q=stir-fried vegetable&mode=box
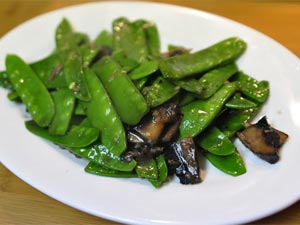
[0,17,288,187]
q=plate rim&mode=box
[0,2,300,225]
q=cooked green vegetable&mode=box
[1,17,281,187]
[180,82,238,138]
[6,54,55,127]
[85,68,126,156]
[160,37,246,79]
[64,50,91,101]
[25,120,99,148]
[93,56,149,125]
[85,161,137,178]
[49,88,75,135]
[71,142,136,171]
[232,71,269,104]
[196,126,235,156]
[142,77,180,107]
[205,149,246,176]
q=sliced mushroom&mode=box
[128,102,182,145]
[237,116,288,164]
[122,143,164,162]
[165,137,201,184]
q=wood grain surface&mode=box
[0,1,299,225]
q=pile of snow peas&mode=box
[0,17,270,187]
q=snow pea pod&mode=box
[49,89,75,135]
[71,142,136,171]
[173,78,203,95]
[93,56,149,125]
[85,68,126,156]
[55,18,76,51]
[135,159,158,179]
[232,71,269,104]
[196,126,235,156]
[112,50,139,72]
[160,37,246,79]
[148,155,168,188]
[205,149,246,176]
[216,107,258,138]
[25,120,99,148]
[113,17,148,63]
[225,94,257,109]
[142,77,180,107]
[85,161,137,178]
[30,52,66,89]
[93,30,113,48]
[64,50,91,101]
[180,82,238,138]
[6,54,55,127]
[79,44,99,68]
[134,19,161,58]
[55,18,89,52]
[128,60,158,80]
[198,63,238,99]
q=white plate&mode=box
[0,2,300,225]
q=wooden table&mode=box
[0,1,299,224]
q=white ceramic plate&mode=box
[0,2,300,225]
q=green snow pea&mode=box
[205,149,246,176]
[79,44,99,68]
[134,19,161,58]
[85,161,137,178]
[113,17,148,63]
[142,77,180,107]
[6,54,55,127]
[160,37,246,79]
[135,159,158,179]
[196,126,235,156]
[93,30,113,48]
[232,71,269,104]
[148,155,168,188]
[64,50,91,101]
[49,89,75,135]
[180,82,238,138]
[225,94,257,109]
[93,56,149,125]
[198,63,238,99]
[85,68,126,156]
[216,107,258,138]
[25,120,99,148]
[128,60,159,80]
[112,50,139,72]
[55,18,76,51]
[173,78,203,95]
[30,52,66,89]
[55,18,89,52]
[70,142,136,171]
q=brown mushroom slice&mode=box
[165,137,201,184]
[160,119,181,143]
[237,116,288,164]
[129,102,181,145]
